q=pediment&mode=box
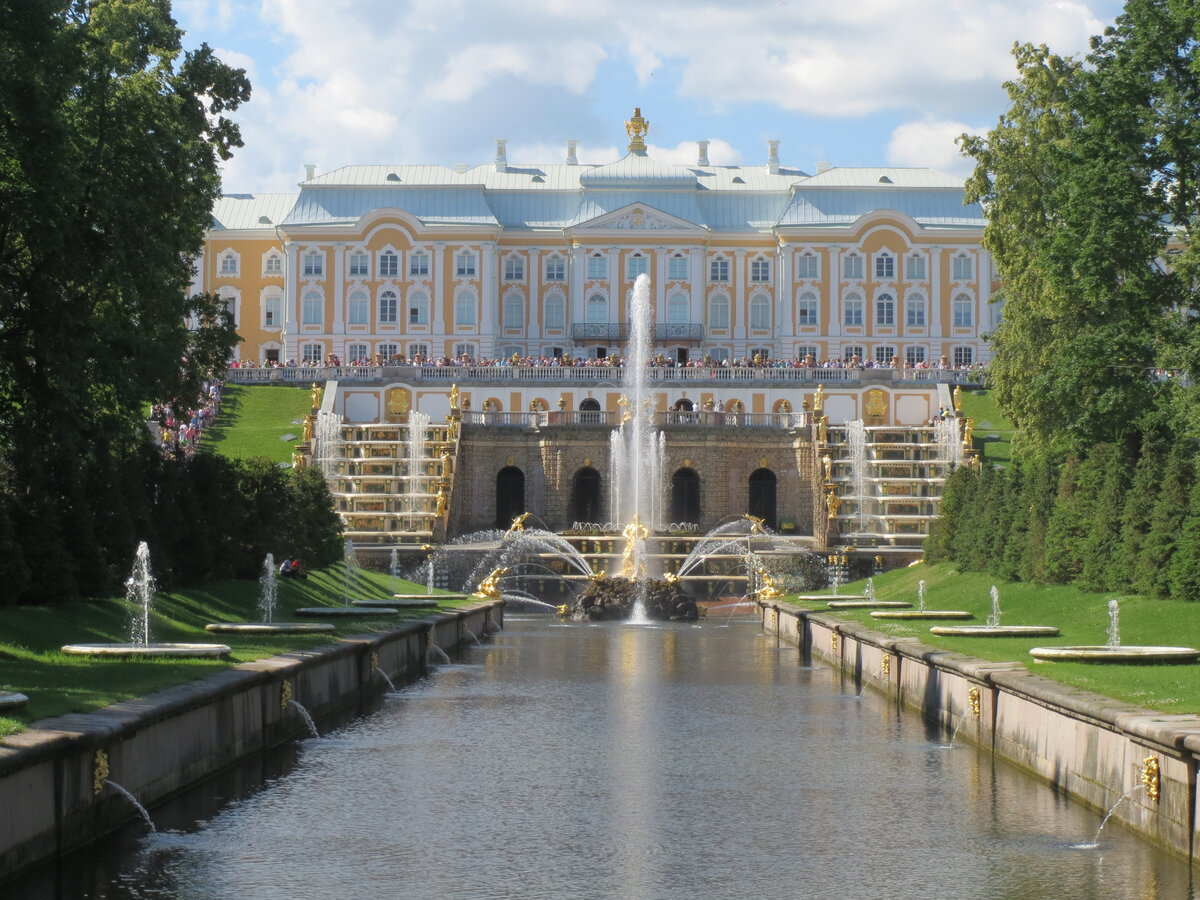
[575,203,704,233]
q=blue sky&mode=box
[174,0,1128,194]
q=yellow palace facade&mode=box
[201,112,997,373]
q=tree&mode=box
[0,0,248,601]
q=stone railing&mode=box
[459,410,810,429]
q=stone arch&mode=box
[670,467,701,524]
[571,467,603,523]
[673,397,694,411]
[495,466,526,530]
[748,468,778,531]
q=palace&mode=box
[202,110,996,373]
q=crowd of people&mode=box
[150,381,223,457]
[228,352,986,373]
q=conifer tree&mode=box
[1136,442,1194,597]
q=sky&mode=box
[174,0,1129,194]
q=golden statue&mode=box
[556,604,570,617]
[813,383,825,414]
[472,567,508,600]
[506,512,532,535]
[756,568,785,601]
[962,417,975,446]
[625,107,649,153]
[435,486,447,516]
[817,417,828,444]
[822,455,832,481]
[617,394,632,424]
[311,382,323,410]
[663,571,680,584]
[826,489,842,520]
[952,384,963,413]
[779,399,791,413]
[449,383,460,411]
[588,570,608,582]
[440,450,453,475]
[482,398,493,412]
[302,415,314,442]
[620,514,650,579]
[743,513,768,536]
[557,396,567,410]
[291,450,305,469]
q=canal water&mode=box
[13,616,1199,899]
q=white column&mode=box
[828,246,842,340]
[977,248,990,334]
[690,247,703,324]
[283,241,298,362]
[331,243,346,337]
[570,244,586,329]
[527,249,540,342]
[778,244,794,341]
[733,250,746,341]
[930,247,943,340]
[432,243,446,339]
[654,248,667,322]
[608,246,619,325]
[481,241,498,355]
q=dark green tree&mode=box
[1136,441,1194,596]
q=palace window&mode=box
[347,289,369,325]
[750,293,771,330]
[301,343,323,364]
[709,257,730,283]
[626,253,648,280]
[378,290,398,324]
[348,343,369,364]
[504,256,525,281]
[875,253,895,279]
[455,292,476,326]
[952,254,974,281]
[219,251,238,276]
[545,255,565,282]
[262,292,282,328]
[348,251,369,277]
[586,294,607,323]
[797,344,819,360]
[750,347,771,361]
[906,253,926,281]
[750,258,771,283]
[455,250,476,278]
[797,291,818,326]
[587,254,607,280]
[409,294,429,326]
[843,253,864,280]
[875,345,896,366]
[796,252,819,279]
[544,294,565,329]
[454,343,477,359]
[906,293,927,327]
[668,254,689,281]
[905,345,927,366]
[953,293,974,328]
[668,292,689,325]
[503,294,524,329]
[409,251,430,277]
[843,294,864,326]
[876,293,895,327]
[379,343,398,361]
[303,251,323,277]
[379,250,399,278]
[301,290,323,325]
[709,294,730,329]
[409,343,429,359]
[953,346,975,367]
[263,252,282,275]
[843,345,864,362]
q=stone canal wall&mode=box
[0,602,502,883]
[759,602,1200,866]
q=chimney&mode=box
[766,140,780,175]
[494,139,508,173]
[565,140,579,166]
[304,163,316,181]
[697,140,710,166]
[816,161,832,174]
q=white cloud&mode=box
[886,120,985,177]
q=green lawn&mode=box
[199,384,313,463]
[0,567,473,738]
[960,388,1016,465]
[784,563,1200,714]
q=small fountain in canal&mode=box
[62,542,233,658]
[929,584,1060,638]
[206,554,336,635]
[1029,597,1199,663]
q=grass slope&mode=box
[960,388,1016,465]
[786,563,1200,714]
[199,384,312,463]
[0,567,471,738]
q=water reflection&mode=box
[9,619,1198,900]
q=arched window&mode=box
[578,397,602,424]
[670,468,701,525]
[748,468,777,531]
[749,293,771,330]
[495,467,526,530]
[668,292,689,325]
[347,289,369,325]
[218,250,239,276]
[456,292,477,327]
[843,293,864,327]
[301,290,322,325]
[379,250,399,278]
[797,291,818,326]
[409,293,429,326]
[953,293,974,328]
[347,343,369,363]
[586,294,607,324]
[874,252,895,280]
[571,467,603,523]
[503,294,524,330]
[378,290,398,324]
[709,294,730,329]
[875,293,895,327]
[905,293,926,328]
[348,250,369,277]
[544,293,565,329]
